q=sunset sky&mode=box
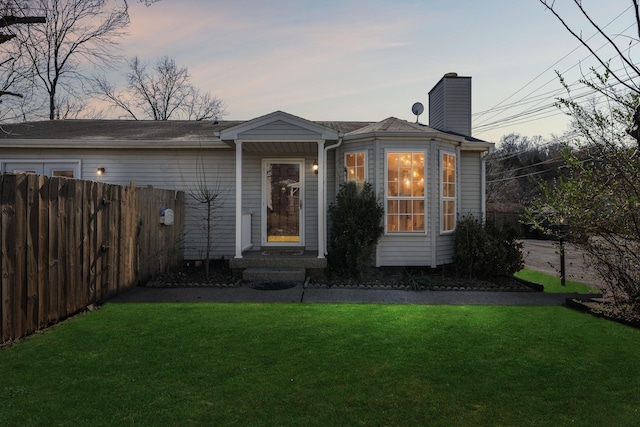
[112,0,638,143]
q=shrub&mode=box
[454,214,523,279]
[328,181,384,278]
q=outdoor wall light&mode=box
[312,160,318,175]
[97,167,106,175]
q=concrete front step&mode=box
[242,267,306,283]
[230,254,326,270]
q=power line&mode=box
[473,5,633,127]
[474,72,636,135]
[472,6,636,136]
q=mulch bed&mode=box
[145,263,240,288]
[145,263,640,328]
[147,264,540,292]
[307,269,539,292]
[565,298,640,329]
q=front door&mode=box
[263,160,304,246]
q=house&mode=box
[0,73,493,277]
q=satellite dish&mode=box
[411,102,424,123]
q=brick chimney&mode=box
[428,73,472,137]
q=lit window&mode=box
[386,151,425,232]
[441,152,456,233]
[345,152,366,182]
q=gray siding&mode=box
[459,151,482,218]
[377,235,432,266]
[242,155,262,250]
[1,147,237,260]
[436,233,455,265]
[238,120,322,141]
[429,76,472,137]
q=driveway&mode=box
[521,239,604,289]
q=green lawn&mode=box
[515,268,601,293]
[2,303,639,426]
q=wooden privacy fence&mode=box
[0,173,184,344]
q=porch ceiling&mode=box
[240,141,318,154]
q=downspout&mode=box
[322,134,344,256]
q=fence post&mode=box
[1,174,17,342]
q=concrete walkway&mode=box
[109,239,605,306]
[110,284,600,305]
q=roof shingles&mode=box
[0,117,487,143]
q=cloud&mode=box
[117,1,424,118]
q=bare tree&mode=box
[188,157,227,279]
[13,0,130,120]
[0,1,44,116]
[532,2,640,310]
[539,0,640,141]
[96,56,226,121]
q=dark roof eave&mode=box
[0,139,229,149]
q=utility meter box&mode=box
[160,208,174,225]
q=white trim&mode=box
[439,149,457,235]
[383,149,428,235]
[374,138,381,267]
[430,144,437,268]
[261,158,306,247]
[323,136,344,257]
[317,142,326,258]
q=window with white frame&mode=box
[386,151,425,232]
[1,160,80,178]
[345,151,366,182]
[441,151,456,233]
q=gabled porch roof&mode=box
[216,111,342,154]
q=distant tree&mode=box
[95,56,226,121]
[11,0,130,120]
[486,133,564,211]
